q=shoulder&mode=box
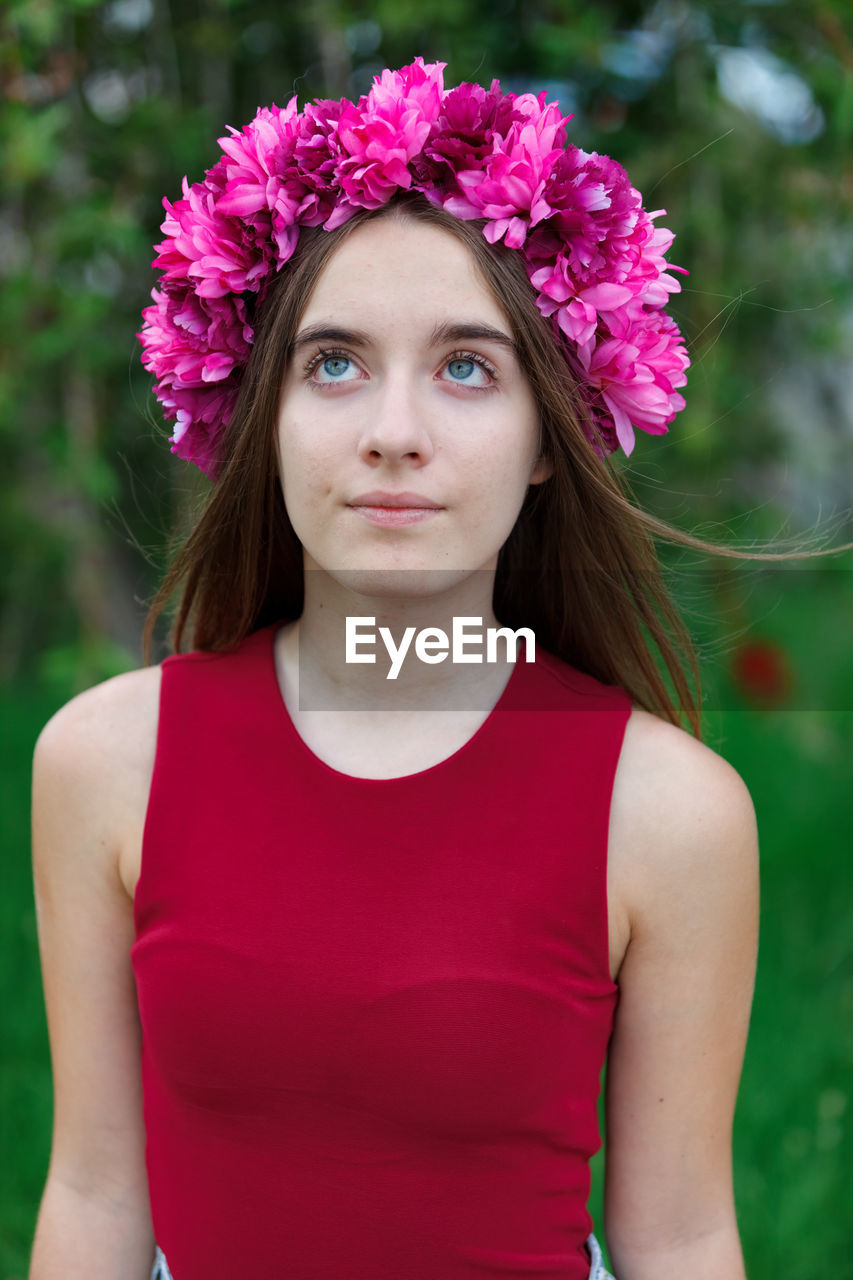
[603,709,759,1252]
[614,705,757,843]
[35,664,162,772]
[33,665,163,867]
[610,706,759,939]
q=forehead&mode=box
[299,217,508,330]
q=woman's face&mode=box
[276,216,551,593]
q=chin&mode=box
[324,565,483,599]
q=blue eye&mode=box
[303,349,361,388]
[443,353,495,387]
[320,355,352,379]
[447,358,477,381]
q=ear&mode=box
[529,454,554,485]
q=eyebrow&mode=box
[289,321,519,357]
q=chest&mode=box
[121,650,635,990]
[131,754,623,1146]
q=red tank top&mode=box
[131,621,632,1279]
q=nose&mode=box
[356,371,436,467]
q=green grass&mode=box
[706,711,852,1276]
[3,631,851,1277]
[587,715,853,1278]
[2,684,60,1280]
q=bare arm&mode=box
[603,711,760,1280]
[29,670,161,1279]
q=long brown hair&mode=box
[142,192,850,738]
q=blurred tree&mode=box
[1,0,851,684]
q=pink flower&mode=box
[292,99,347,225]
[140,67,691,475]
[525,146,687,383]
[217,100,346,264]
[442,98,570,248]
[423,79,519,184]
[167,391,233,477]
[629,211,688,305]
[533,274,636,346]
[154,162,273,299]
[526,148,644,297]
[139,285,252,477]
[335,58,446,209]
[140,286,251,385]
[575,303,689,456]
[217,100,300,219]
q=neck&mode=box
[285,564,526,712]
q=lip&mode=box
[348,491,442,509]
[348,505,441,528]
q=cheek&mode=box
[277,423,337,506]
[474,411,541,481]
[277,415,314,473]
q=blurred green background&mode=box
[1,1,851,1276]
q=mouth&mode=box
[346,490,444,527]
[347,504,442,528]
[348,491,442,509]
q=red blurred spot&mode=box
[730,639,794,707]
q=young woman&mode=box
[31,60,838,1280]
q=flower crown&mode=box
[139,58,689,478]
